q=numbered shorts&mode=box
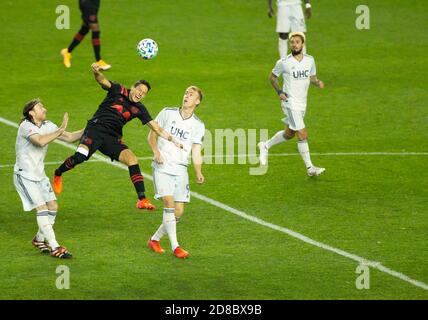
[276,4,306,33]
[14,174,56,211]
[152,169,190,203]
[281,102,306,131]
[79,0,100,25]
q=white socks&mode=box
[152,213,182,250]
[279,38,288,59]
[297,139,314,168]
[36,211,59,249]
[266,133,314,169]
[35,210,57,242]
[35,229,44,242]
[266,131,287,149]
[160,208,179,251]
[48,210,57,226]
[151,224,166,242]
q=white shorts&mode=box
[281,101,306,131]
[276,4,306,33]
[152,168,190,203]
[14,174,56,211]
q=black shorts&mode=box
[80,123,128,161]
[79,0,100,25]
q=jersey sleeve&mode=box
[105,81,122,94]
[272,59,285,77]
[137,104,153,125]
[154,108,168,128]
[310,59,317,76]
[20,121,39,139]
[192,122,205,145]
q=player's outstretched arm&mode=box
[91,63,111,89]
[58,128,85,143]
[148,129,163,164]
[310,76,324,88]
[29,113,68,147]
[192,144,204,184]
[147,120,184,150]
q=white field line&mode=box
[136,152,428,160]
[2,152,426,167]
[2,150,427,167]
[0,160,102,168]
[1,116,427,291]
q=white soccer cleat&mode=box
[258,141,268,165]
[307,166,326,177]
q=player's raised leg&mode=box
[54,144,90,194]
[118,149,155,210]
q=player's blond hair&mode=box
[289,32,306,43]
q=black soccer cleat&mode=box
[32,237,51,254]
[51,246,73,259]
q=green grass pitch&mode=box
[0,0,427,299]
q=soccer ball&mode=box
[137,38,158,60]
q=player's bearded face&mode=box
[182,89,200,107]
[130,84,148,102]
[290,38,304,55]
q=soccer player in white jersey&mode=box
[14,99,83,258]
[147,86,205,259]
[268,0,312,59]
[259,32,325,176]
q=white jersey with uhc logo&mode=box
[14,120,58,181]
[272,53,316,111]
[152,107,205,176]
